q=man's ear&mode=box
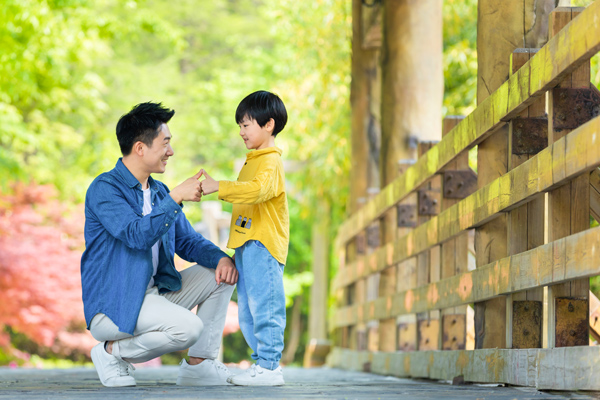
[132,141,145,156]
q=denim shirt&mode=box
[80,159,229,335]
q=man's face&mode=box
[141,123,174,174]
[238,116,273,150]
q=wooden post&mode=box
[439,116,474,351]
[545,7,590,349]
[380,0,442,353]
[416,142,441,351]
[338,0,383,353]
[304,212,331,367]
[350,0,381,211]
[506,49,547,349]
[474,0,556,349]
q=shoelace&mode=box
[117,359,136,377]
[248,364,264,377]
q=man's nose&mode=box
[167,145,174,156]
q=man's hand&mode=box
[169,171,203,204]
[199,169,219,195]
[215,256,238,285]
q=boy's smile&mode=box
[238,116,275,150]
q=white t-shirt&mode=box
[143,188,161,289]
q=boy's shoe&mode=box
[227,364,285,386]
[176,359,233,386]
[90,342,136,387]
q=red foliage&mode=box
[0,183,96,360]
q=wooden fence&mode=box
[328,4,600,391]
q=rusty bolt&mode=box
[426,322,430,328]
[425,339,429,344]
[560,91,567,99]
[446,175,452,181]
[452,337,457,342]
[568,302,574,312]
[524,304,530,312]
[457,181,464,188]
[570,329,576,337]
[446,189,453,195]
[576,105,582,112]
[432,199,438,205]
[558,113,567,121]
[452,319,456,325]
[523,329,529,336]
[517,123,524,129]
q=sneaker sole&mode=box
[91,345,136,387]
[229,378,285,386]
[176,376,233,386]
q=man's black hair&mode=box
[116,102,175,156]
[235,91,287,136]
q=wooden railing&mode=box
[328,4,600,391]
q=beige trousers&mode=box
[89,264,235,363]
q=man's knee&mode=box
[177,315,204,348]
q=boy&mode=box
[200,90,289,386]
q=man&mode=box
[81,102,237,387]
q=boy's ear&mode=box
[266,118,275,134]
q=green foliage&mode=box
[443,0,478,117]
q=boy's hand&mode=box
[169,171,203,204]
[215,256,238,285]
[199,169,219,195]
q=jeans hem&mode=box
[256,360,279,370]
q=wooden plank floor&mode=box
[0,366,596,399]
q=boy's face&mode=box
[238,116,274,150]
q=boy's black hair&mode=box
[235,91,287,136]
[116,102,175,156]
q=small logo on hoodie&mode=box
[235,215,252,229]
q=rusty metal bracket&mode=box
[512,117,548,155]
[417,319,440,350]
[397,322,417,351]
[418,190,440,215]
[355,232,367,255]
[512,301,542,349]
[555,297,589,347]
[443,170,478,199]
[442,314,466,350]
[552,87,600,131]
[366,224,380,248]
[357,329,367,351]
[397,204,417,227]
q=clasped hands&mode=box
[168,170,237,285]
[169,169,218,204]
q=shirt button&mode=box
[152,203,154,205]
[174,210,178,214]
[165,224,169,226]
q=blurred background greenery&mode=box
[1,0,598,368]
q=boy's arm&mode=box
[200,162,280,205]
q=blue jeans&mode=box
[235,240,286,370]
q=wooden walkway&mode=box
[0,366,596,399]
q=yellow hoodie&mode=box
[218,147,289,264]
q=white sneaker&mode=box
[90,343,136,387]
[227,364,285,386]
[176,359,233,386]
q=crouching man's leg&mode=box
[162,264,236,386]
[89,288,204,387]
